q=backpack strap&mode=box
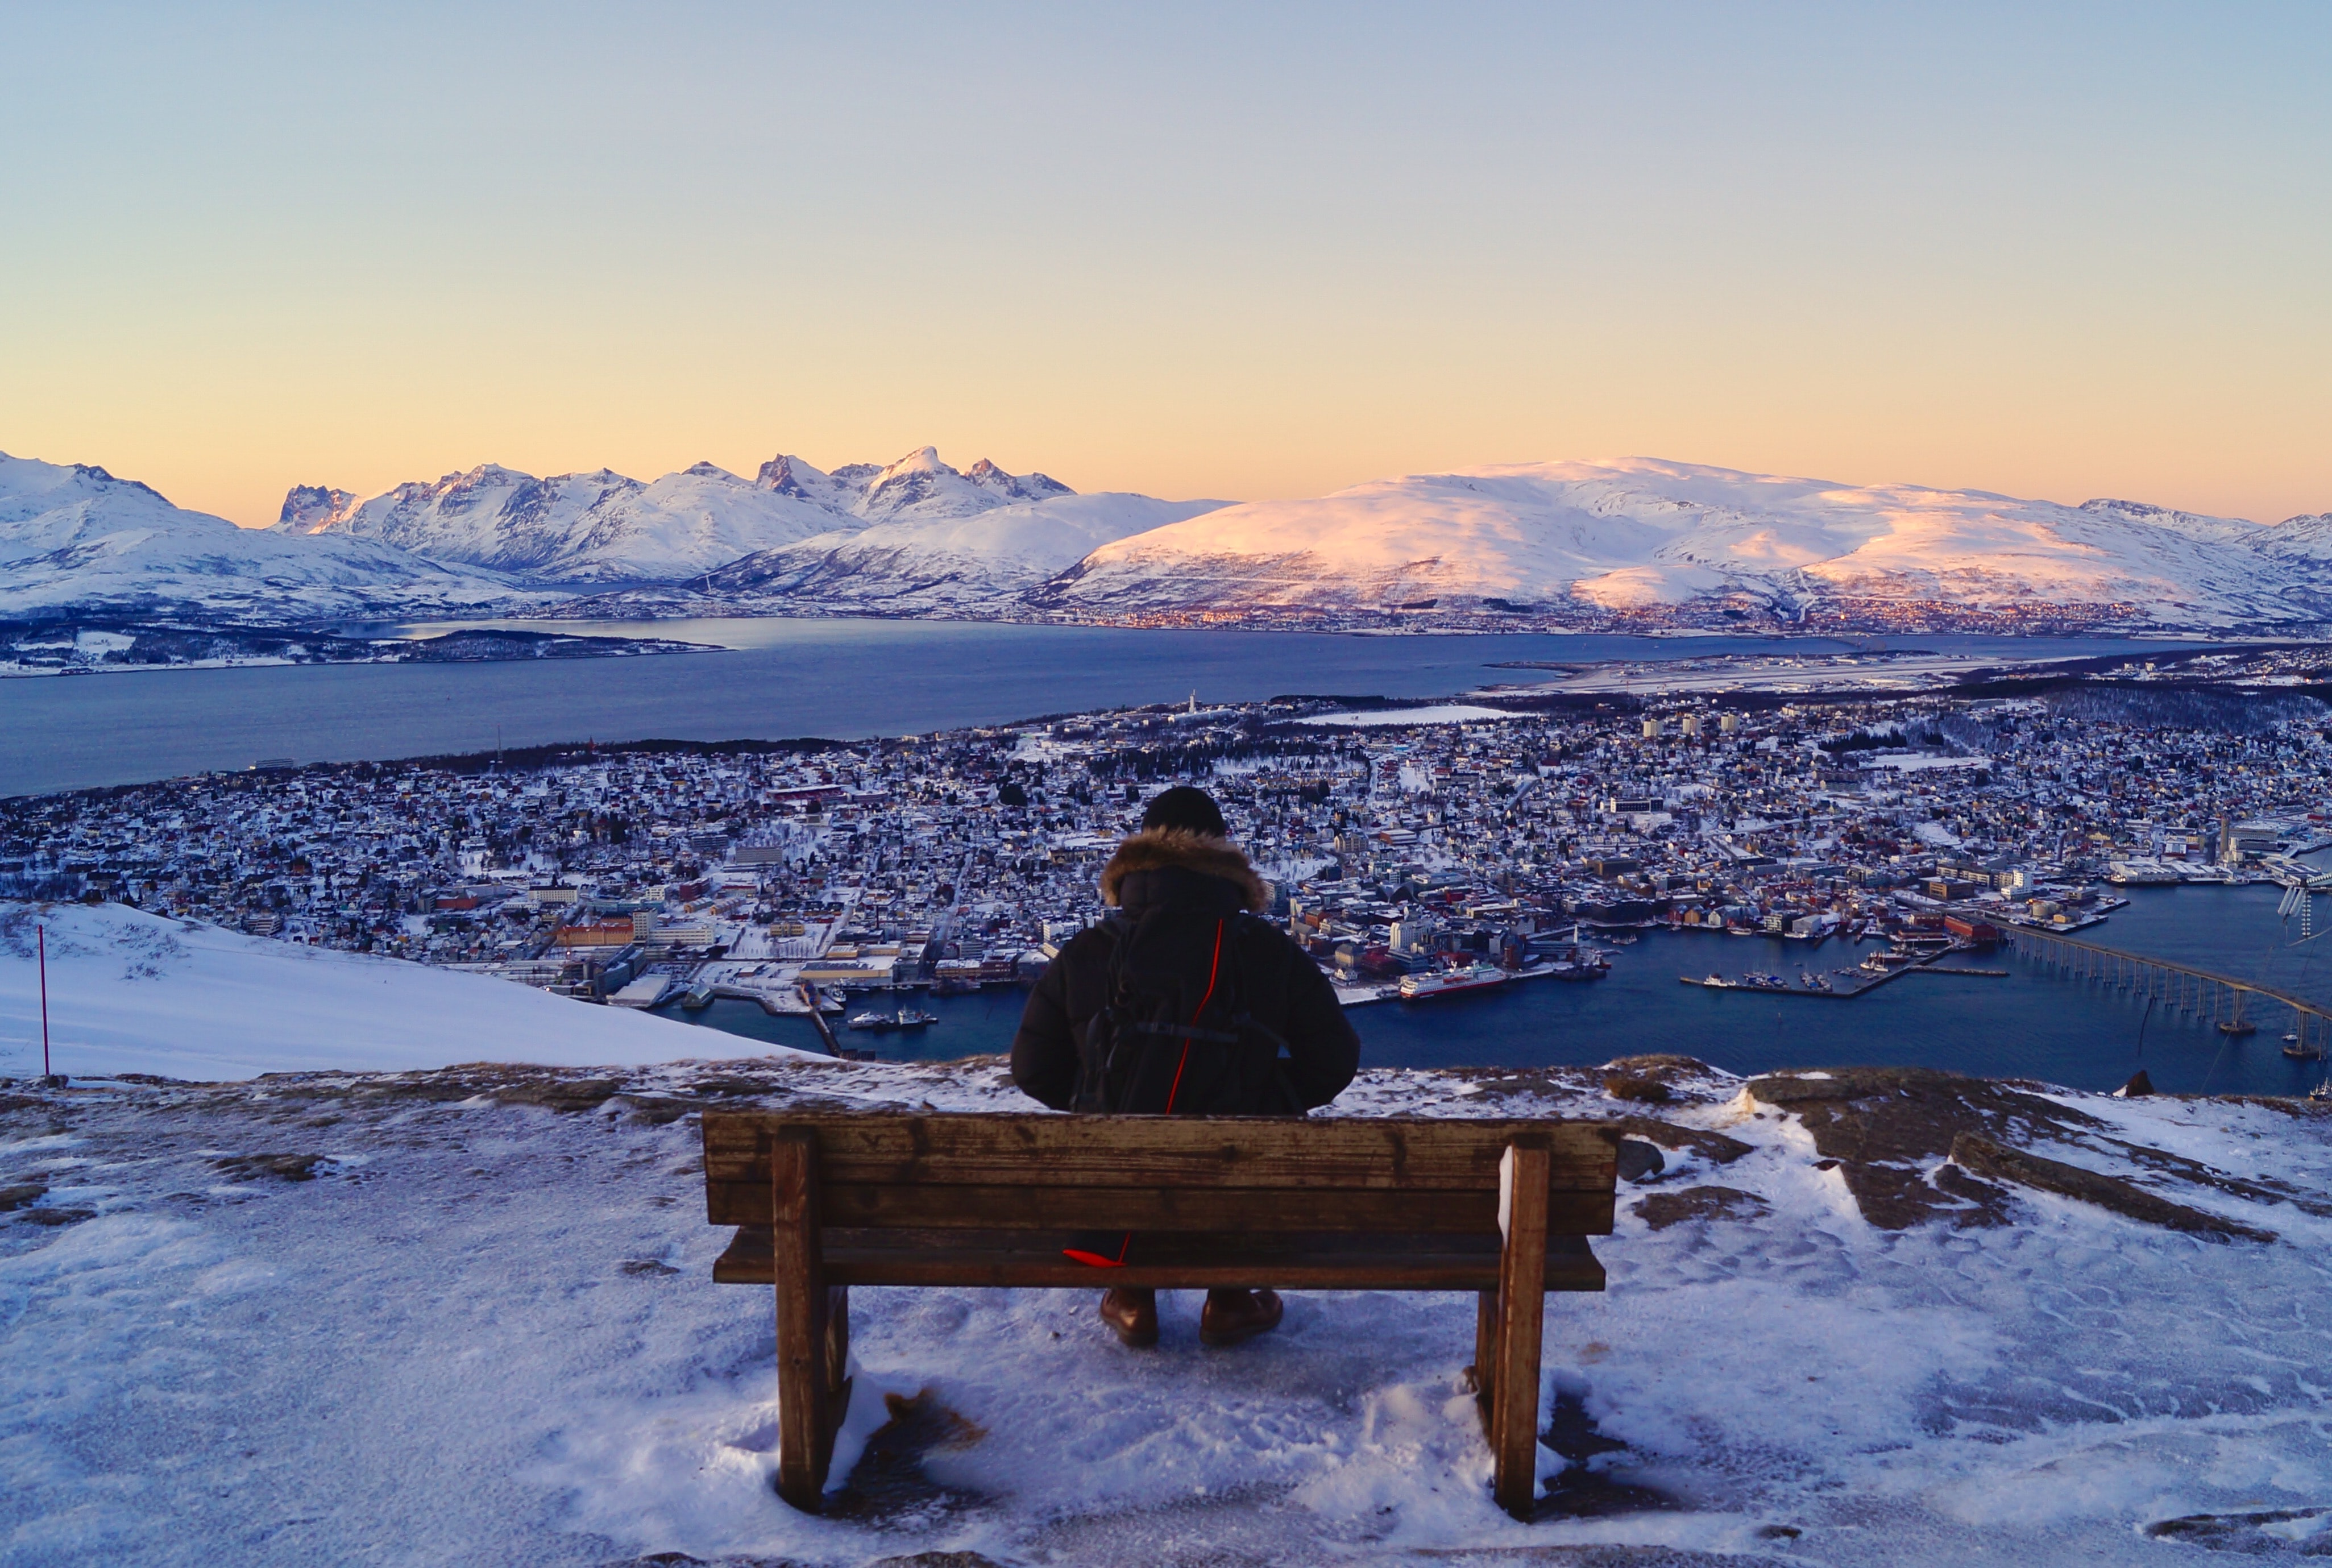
[1160,917,1229,1114]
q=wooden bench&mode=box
[701,1110,1619,1519]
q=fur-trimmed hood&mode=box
[1099,827,1271,915]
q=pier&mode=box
[1680,945,1999,999]
[2007,926,2332,1053]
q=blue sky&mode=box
[3,2,2326,524]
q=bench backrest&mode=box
[702,1111,1620,1237]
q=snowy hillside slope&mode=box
[0,453,536,622]
[281,447,1090,586]
[2250,511,2332,562]
[6,1052,2331,1564]
[1035,457,2332,627]
[0,901,812,1080]
[700,491,1231,611]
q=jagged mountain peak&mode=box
[65,462,172,504]
[0,453,185,518]
[967,457,1073,501]
[882,445,952,476]
[755,453,831,496]
[277,485,360,533]
[853,448,1076,521]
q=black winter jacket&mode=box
[1010,828,1360,1114]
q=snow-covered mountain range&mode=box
[1033,458,2332,629]
[272,446,1108,586]
[10,447,2332,632]
[0,454,539,622]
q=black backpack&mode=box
[1069,910,1297,1116]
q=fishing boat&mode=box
[847,1007,943,1032]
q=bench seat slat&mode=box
[711,1225,1605,1293]
[702,1111,1618,1193]
[706,1179,1615,1236]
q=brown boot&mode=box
[1200,1288,1283,1347]
[1098,1287,1158,1348]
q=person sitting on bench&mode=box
[1011,785,1363,1347]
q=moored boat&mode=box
[1398,962,1509,999]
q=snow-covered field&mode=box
[7,897,2332,1565]
[0,902,805,1081]
[5,1055,2331,1566]
[1297,704,1528,728]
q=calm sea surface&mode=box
[661,884,2332,1096]
[3,620,2191,797]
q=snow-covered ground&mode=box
[4,1054,2331,1566]
[0,902,811,1081]
[1297,704,1528,727]
[1863,754,1992,771]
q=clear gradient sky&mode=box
[4,2,2328,528]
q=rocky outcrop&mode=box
[1744,1067,2083,1229]
[211,1154,325,1182]
[1632,1186,1773,1231]
[1949,1133,2276,1243]
[1746,1065,2307,1240]
[1607,1115,1754,1167]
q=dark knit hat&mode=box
[1141,785,1227,839]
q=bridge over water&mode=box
[2006,925,2330,1055]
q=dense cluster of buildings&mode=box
[4,680,2326,1014]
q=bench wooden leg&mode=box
[824,1283,853,1465]
[771,1131,841,1512]
[1471,1288,1499,1424]
[1490,1141,1551,1520]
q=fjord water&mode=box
[9,617,2291,1087]
[2,619,2186,795]
[670,884,2332,1097]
